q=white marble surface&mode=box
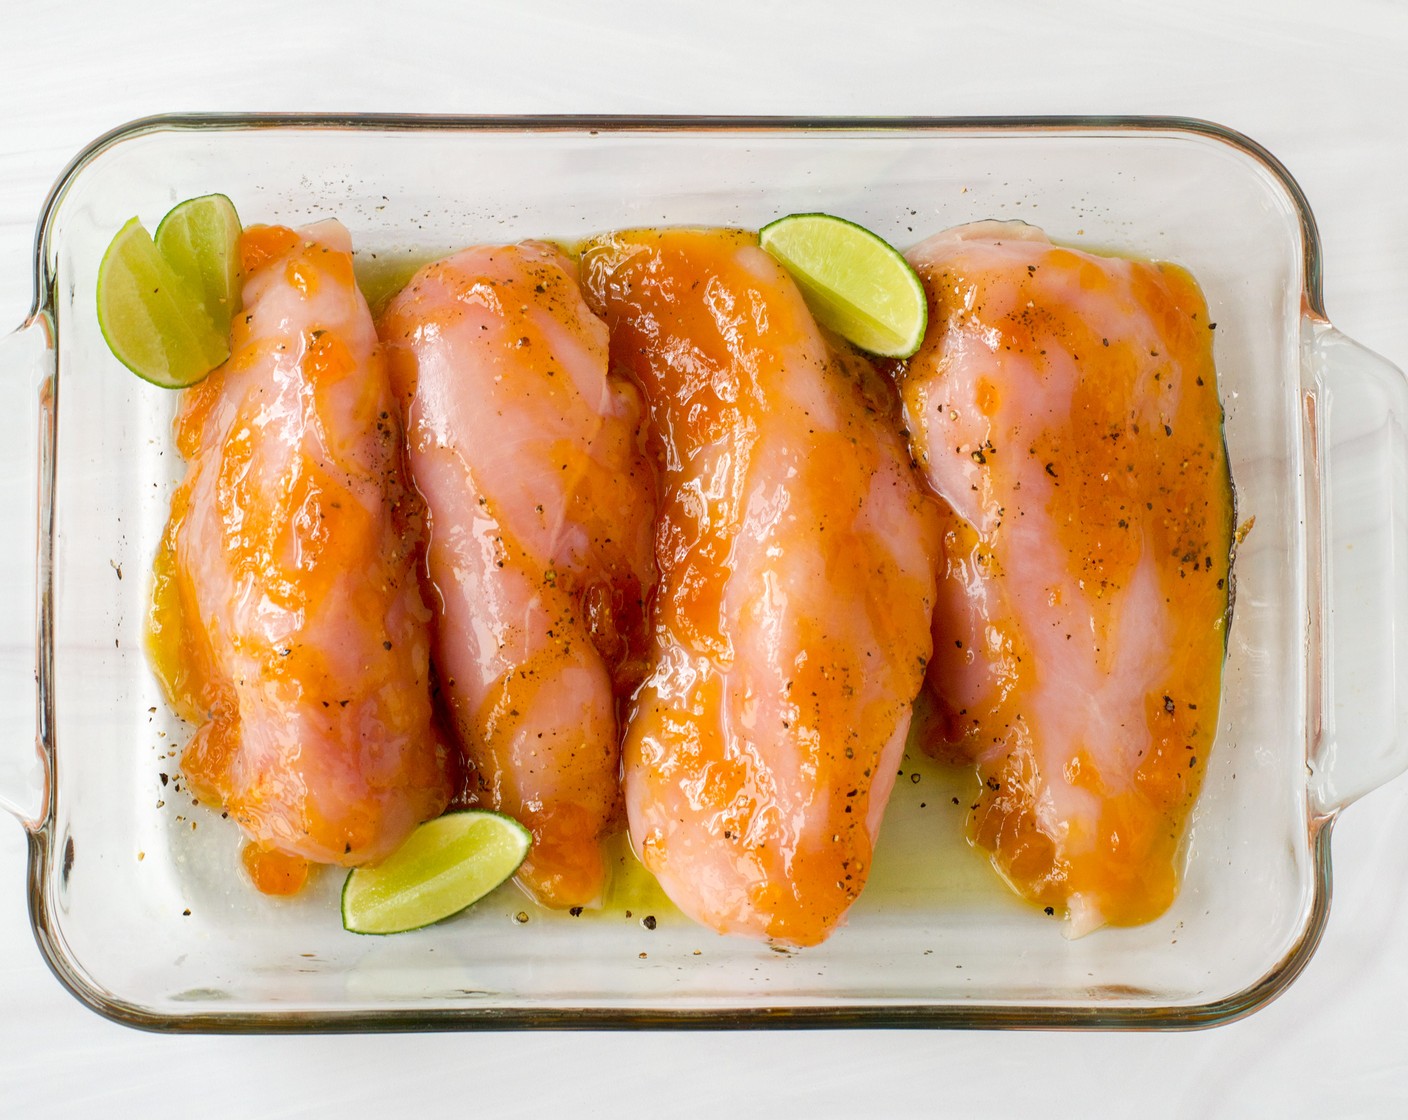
[1,1,1406,1115]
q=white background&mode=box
[2,1,1406,1116]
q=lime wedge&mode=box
[759,213,928,358]
[341,810,532,935]
[96,217,230,388]
[153,194,243,339]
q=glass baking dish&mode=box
[1,115,1405,1032]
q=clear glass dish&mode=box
[1,115,1405,1032]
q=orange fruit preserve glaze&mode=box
[902,227,1232,930]
[147,223,452,892]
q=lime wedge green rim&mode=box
[759,212,929,359]
[152,193,243,340]
[95,216,230,388]
[340,810,533,936]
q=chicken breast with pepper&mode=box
[149,221,454,894]
[900,221,1233,933]
[583,228,939,947]
[379,242,656,909]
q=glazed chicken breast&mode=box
[901,221,1233,933]
[379,242,656,909]
[148,221,454,893]
[583,228,939,947]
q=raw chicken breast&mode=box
[582,228,939,947]
[901,221,1233,933]
[148,222,453,892]
[379,242,655,909]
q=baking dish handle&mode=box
[0,316,54,830]
[1305,318,1408,816]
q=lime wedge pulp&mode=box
[759,213,928,359]
[96,217,230,389]
[153,193,243,340]
[341,810,532,935]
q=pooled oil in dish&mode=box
[549,746,1009,931]
[352,248,452,317]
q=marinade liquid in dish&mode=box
[144,214,1233,944]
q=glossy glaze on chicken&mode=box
[900,221,1233,933]
[582,229,940,946]
[147,214,1232,941]
[379,242,656,908]
[147,222,454,893]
